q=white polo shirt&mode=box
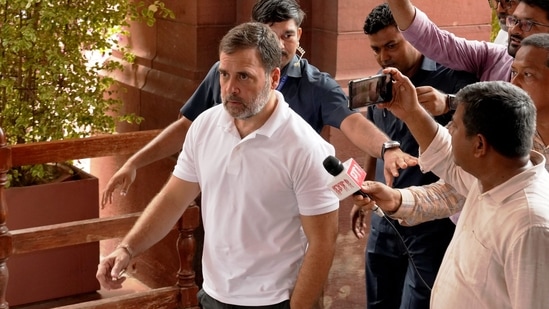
[173,90,339,306]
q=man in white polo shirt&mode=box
[96,22,339,309]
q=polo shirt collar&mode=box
[281,55,302,79]
[254,91,287,138]
[419,56,437,72]
[482,150,546,204]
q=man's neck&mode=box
[402,55,423,78]
[536,109,549,146]
[478,155,531,193]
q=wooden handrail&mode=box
[10,130,162,166]
[56,287,181,309]
[0,128,200,309]
[11,213,141,255]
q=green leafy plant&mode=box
[490,8,501,42]
[0,0,174,187]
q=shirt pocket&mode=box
[456,229,492,289]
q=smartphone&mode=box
[348,74,393,110]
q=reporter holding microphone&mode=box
[354,66,549,309]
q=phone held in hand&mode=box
[348,74,393,110]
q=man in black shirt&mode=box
[354,4,478,309]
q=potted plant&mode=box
[0,0,173,305]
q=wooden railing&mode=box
[0,128,200,309]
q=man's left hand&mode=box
[382,148,418,186]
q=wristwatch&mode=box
[446,94,458,111]
[381,140,401,159]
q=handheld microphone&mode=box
[323,155,384,217]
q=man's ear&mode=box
[271,67,281,89]
[474,134,488,158]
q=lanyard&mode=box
[277,75,288,91]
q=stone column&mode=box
[94,0,238,287]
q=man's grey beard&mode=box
[223,79,272,120]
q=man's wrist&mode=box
[383,189,403,216]
[446,94,457,111]
[116,243,134,260]
[380,140,401,159]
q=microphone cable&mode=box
[381,214,433,291]
[360,208,433,291]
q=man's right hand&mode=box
[378,67,423,123]
[353,181,402,214]
[101,164,137,207]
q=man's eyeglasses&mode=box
[506,15,549,32]
[488,0,517,10]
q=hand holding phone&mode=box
[348,73,393,110]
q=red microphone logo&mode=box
[331,179,353,195]
[347,159,367,186]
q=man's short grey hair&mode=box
[219,22,282,73]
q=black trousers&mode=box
[197,289,291,309]
[365,216,455,309]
